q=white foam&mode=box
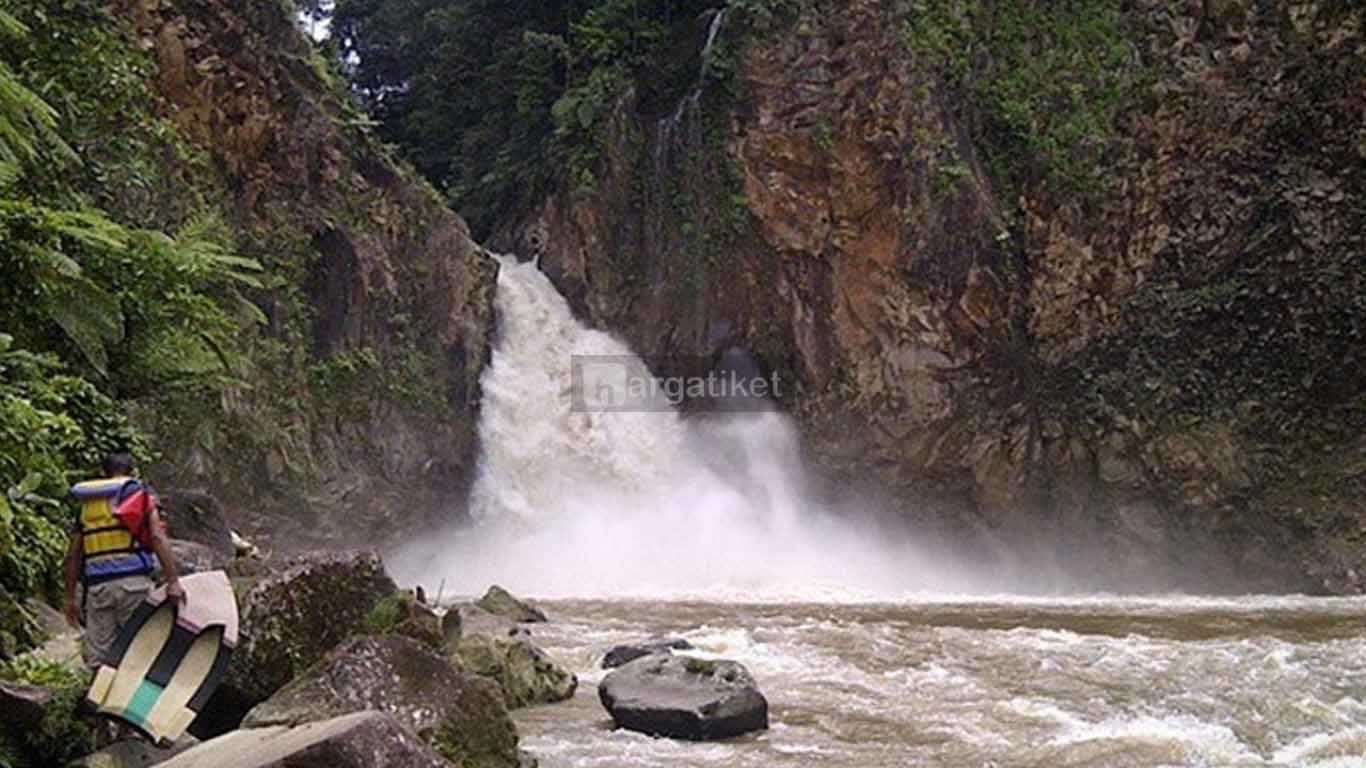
[392,255,971,601]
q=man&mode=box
[63,452,185,666]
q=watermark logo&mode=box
[571,354,781,412]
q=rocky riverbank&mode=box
[0,551,765,767]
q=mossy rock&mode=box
[454,633,577,710]
[475,586,547,623]
[218,551,396,711]
[243,634,521,768]
[367,591,444,651]
[0,658,96,767]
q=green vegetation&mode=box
[365,590,416,633]
[0,656,95,768]
[0,0,262,622]
[902,0,1147,199]
[331,0,748,235]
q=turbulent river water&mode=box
[396,256,1366,767]
[512,596,1366,768]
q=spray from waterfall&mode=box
[390,256,988,599]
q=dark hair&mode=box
[102,452,134,477]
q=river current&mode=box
[512,596,1366,768]
[399,257,1366,767]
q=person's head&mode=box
[102,452,135,478]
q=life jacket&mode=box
[70,477,160,585]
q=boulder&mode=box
[598,655,768,741]
[243,634,521,768]
[161,489,234,559]
[454,633,577,709]
[156,711,447,768]
[70,736,198,768]
[0,679,54,730]
[198,551,396,738]
[168,539,232,576]
[476,586,547,623]
[602,637,694,669]
[458,605,527,639]
[366,591,443,651]
[440,607,462,652]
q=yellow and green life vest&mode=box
[71,477,157,584]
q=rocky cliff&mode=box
[114,0,498,548]
[496,0,1364,592]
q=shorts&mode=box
[82,575,154,667]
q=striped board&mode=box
[86,570,239,744]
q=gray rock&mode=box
[70,735,199,768]
[168,539,231,576]
[193,551,396,740]
[598,655,768,741]
[161,489,235,559]
[243,634,521,768]
[0,679,54,730]
[155,711,447,768]
[440,607,462,652]
[454,633,577,709]
[602,637,694,669]
[476,586,547,623]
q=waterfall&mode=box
[655,8,727,167]
[390,256,975,600]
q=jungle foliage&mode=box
[330,0,730,237]
[0,1,263,611]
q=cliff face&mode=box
[117,0,497,547]
[499,0,1364,592]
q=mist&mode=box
[389,256,992,601]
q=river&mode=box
[511,596,1366,768]
[394,256,1366,767]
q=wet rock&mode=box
[599,655,768,741]
[454,633,577,709]
[477,586,548,623]
[243,634,521,768]
[157,711,447,768]
[602,637,694,669]
[202,551,396,737]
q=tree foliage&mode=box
[0,0,265,612]
[330,0,707,236]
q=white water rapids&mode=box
[392,255,1366,767]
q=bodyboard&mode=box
[86,570,239,744]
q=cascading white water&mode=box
[391,255,972,599]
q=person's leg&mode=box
[82,581,120,668]
[81,576,155,668]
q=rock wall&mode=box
[497,0,1365,592]
[114,0,498,548]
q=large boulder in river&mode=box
[602,637,694,669]
[157,711,446,768]
[476,586,547,623]
[244,634,521,768]
[599,655,769,741]
[454,633,577,709]
[195,551,395,737]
